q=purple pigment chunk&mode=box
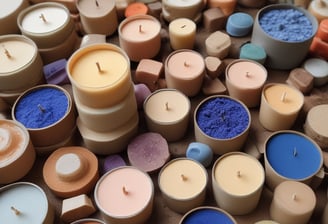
[259,8,313,42]
[102,154,126,174]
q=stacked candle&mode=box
[67,43,138,155]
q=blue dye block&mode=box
[226,12,254,37]
[43,59,70,85]
[186,142,213,167]
[239,43,267,64]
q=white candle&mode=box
[303,57,328,86]
[162,0,203,22]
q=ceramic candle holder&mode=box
[251,4,318,69]
[70,218,106,224]
[162,0,204,23]
[194,95,251,155]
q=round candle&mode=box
[303,57,328,86]
[118,15,161,62]
[158,158,208,213]
[162,0,203,22]
[226,12,253,37]
[308,0,328,22]
[264,130,323,190]
[0,119,35,184]
[225,59,267,108]
[124,2,148,17]
[169,18,196,50]
[76,0,118,36]
[270,181,316,224]
[212,152,265,215]
[165,49,205,97]
[0,182,54,224]
[71,218,106,224]
[94,166,154,224]
[67,43,132,108]
[259,83,304,131]
[143,89,191,142]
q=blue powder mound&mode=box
[196,97,250,139]
[259,8,313,42]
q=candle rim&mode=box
[76,0,116,18]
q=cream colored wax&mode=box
[162,0,203,22]
[169,18,196,50]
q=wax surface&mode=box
[0,0,23,17]
[77,0,115,17]
[266,132,322,179]
[120,18,160,41]
[165,0,201,7]
[182,208,235,224]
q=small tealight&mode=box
[303,57,328,86]
[186,142,213,167]
[226,12,254,37]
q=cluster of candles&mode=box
[1,0,328,224]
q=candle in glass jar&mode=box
[169,18,196,50]
[162,0,203,22]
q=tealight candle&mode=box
[225,59,267,108]
[226,12,253,37]
[308,0,328,22]
[165,49,205,97]
[0,0,30,35]
[94,166,154,224]
[169,18,196,50]
[254,220,279,224]
[259,83,304,131]
[118,15,161,62]
[264,130,323,190]
[303,57,328,86]
[0,119,35,184]
[162,0,203,22]
[270,181,316,224]
[194,95,251,155]
[67,43,132,108]
[76,0,118,36]
[158,158,208,213]
[0,182,54,224]
[212,152,265,215]
[143,89,191,142]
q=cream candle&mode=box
[165,49,205,97]
[225,59,267,108]
[303,57,328,86]
[270,181,316,224]
[0,0,29,35]
[67,43,132,108]
[308,0,328,22]
[158,158,208,214]
[95,166,154,224]
[76,0,118,36]
[212,152,265,215]
[0,182,54,224]
[162,0,203,22]
[118,15,161,62]
[0,119,35,184]
[169,18,196,50]
[143,89,191,142]
[259,83,304,131]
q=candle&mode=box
[308,0,328,22]
[194,95,251,155]
[303,57,328,86]
[254,221,279,224]
[212,152,265,215]
[162,0,203,22]
[239,43,267,65]
[169,18,196,50]
[71,218,106,224]
[124,2,148,17]
[179,206,237,224]
[165,49,205,97]
[12,84,76,150]
[207,0,237,16]
[226,12,253,37]
[94,166,154,224]
[264,130,323,190]
[67,43,132,108]
[143,89,191,142]
[43,146,99,198]
[186,142,213,167]
[158,158,208,213]
[76,0,118,36]
[127,132,170,173]
[225,59,267,108]
[0,0,29,35]
[0,182,54,224]
[118,15,161,62]
[0,119,35,184]
[270,181,316,224]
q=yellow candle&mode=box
[169,18,196,50]
[67,43,132,108]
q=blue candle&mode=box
[266,131,322,180]
[181,207,236,224]
[226,12,253,37]
[186,142,213,167]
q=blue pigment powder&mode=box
[259,8,313,42]
[182,208,235,224]
[14,88,69,129]
[196,97,249,139]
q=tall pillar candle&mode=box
[162,0,203,23]
[259,83,304,131]
[118,15,161,62]
[169,18,196,50]
[76,0,118,36]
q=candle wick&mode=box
[165,102,169,110]
[37,104,46,113]
[293,147,297,157]
[246,72,250,77]
[139,25,143,33]
[281,91,287,102]
[184,61,189,67]
[95,0,99,7]
[181,174,188,181]
[39,13,47,23]
[318,0,326,7]
[96,62,102,73]
[237,170,241,177]
[292,193,297,201]
[11,206,21,215]
[181,25,186,28]
[123,186,129,195]
[221,111,225,121]
[3,47,11,59]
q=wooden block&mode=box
[203,7,226,32]
[205,31,231,59]
[286,68,314,94]
[202,75,227,95]
[135,59,163,91]
[205,56,225,79]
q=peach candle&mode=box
[67,43,132,108]
[143,89,191,142]
[169,18,196,50]
[118,15,161,62]
[212,152,265,215]
[162,0,203,22]
[76,0,118,36]
[95,166,154,224]
[225,59,267,108]
[165,49,205,97]
[158,158,208,214]
[259,83,304,131]
[207,0,237,16]
[0,119,35,184]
